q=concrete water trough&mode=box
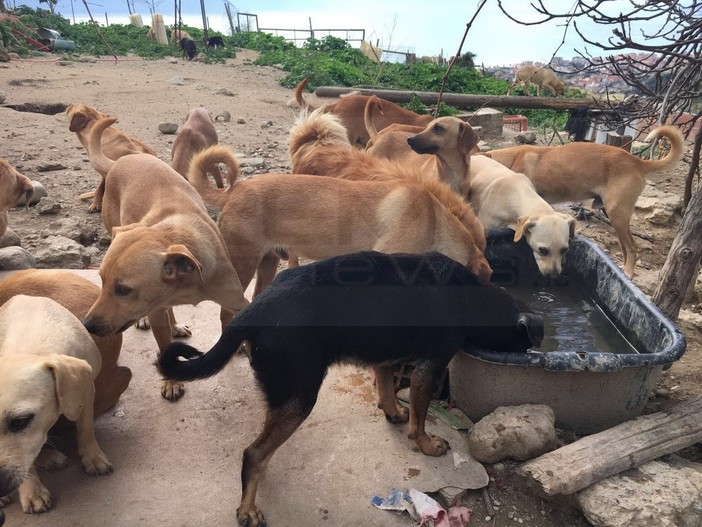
[449,229,687,434]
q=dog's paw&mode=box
[0,492,13,508]
[136,317,151,330]
[414,433,450,457]
[81,448,113,476]
[35,448,69,471]
[87,204,101,214]
[383,405,409,424]
[237,505,265,527]
[171,323,192,338]
[18,481,52,514]
[161,380,185,401]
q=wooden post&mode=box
[517,396,702,495]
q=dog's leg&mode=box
[602,184,643,277]
[167,307,192,338]
[252,252,280,298]
[88,179,105,213]
[35,448,68,471]
[407,360,450,456]
[374,365,408,423]
[238,403,312,527]
[75,384,113,475]
[148,308,186,401]
[286,253,300,269]
[17,466,53,513]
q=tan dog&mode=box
[81,118,248,401]
[293,78,433,148]
[0,160,33,236]
[171,108,224,187]
[482,125,685,277]
[0,270,131,417]
[187,144,492,304]
[289,109,487,254]
[170,28,193,43]
[66,103,156,213]
[363,95,426,149]
[469,155,574,278]
[0,295,113,514]
[507,65,565,97]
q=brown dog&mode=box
[187,144,492,303]
[66,103,156,213]
[507,65,565,97]
[81,117,248,401]
[0,160,33,236]
[171,108,224,187]
[293,78,433,148]
[170,28,193,43]
[482,125,685,276]
[289,109,487,254]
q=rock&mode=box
[467,404,558,463]
[0,246,36,270]
[58,61,73,66]
[215,88,235,97]
[215,111,231,122]
[34,235,90,269]
[237,117,246,124]
[36,197,61,215]
[168,76,185,85]
[15,181,48,207]
[514,131,537,144]
[0,228,21,249]
[0,89,6,103]
[236,156,266,168]
[40,218,98,245]
[260,120,273,128]
[159,122,179,134]
[635,187,683,225]
[36,163,67,172]
[576,459,702,527]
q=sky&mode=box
[12,0,664,66]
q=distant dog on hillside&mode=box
[207,36,224,49]
[180,38,196,61]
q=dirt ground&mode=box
[0,49,700,526]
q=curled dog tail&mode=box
[288,107,351,168]
[641,125,685,174]
[293,77,318,111]
[188,144,239,209]
[364,95,383,143]
[156,325,251,381]
[88,117,117,177]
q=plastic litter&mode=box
[372,488,471,527]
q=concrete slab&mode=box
[1,270,487,527]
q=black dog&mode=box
[207,35,224,49]
[179,37,196,60]
[157,251,543,527]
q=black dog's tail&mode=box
[156,325,251,381]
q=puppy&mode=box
[0,160,33,236]
[0,269,132,417]
[288,108,487,254]
[0,295,113,514]
[469,155,574,277]
[81,117,248,402]
[171,108,224,187]
[157,250,544,527]
[206,35,224,49]
[180,38,196,61]
[482,125,685,276]
[507,65,564,97]
[66,103,156,213]
[293,78,433,148]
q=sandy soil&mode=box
[0,49,700,526]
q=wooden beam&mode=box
[314,86,603,111]
[517,395,702,496]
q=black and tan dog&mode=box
[157,250,543,527]
[180,38,196,60]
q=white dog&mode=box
[469,155,574,277]
[0,295,112,514]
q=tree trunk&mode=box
[652,178,702,319]
[684,125,702,207]
[0,0,6,12]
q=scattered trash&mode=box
[372,488,471,527]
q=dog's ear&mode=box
[45,355,94,422]
[162,244,204,283]
[458,121,480,154]
[513,215,534,242]
[68,109,91,132]
[562,214,576,239]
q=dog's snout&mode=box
[407,135,418,147]
[83,317,110,336]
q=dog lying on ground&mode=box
[469,155,574,277]
[157,250,544,527]
[482,125,685,277]
[0,295,114,514]
[180,38,196,60]
[507,65,564,97]
[0,160,33,236]
[288,109,487,254]
[81,117,248,402]
[206,35,224,49]
[293,78,433,148]
[66,103,156,213]
[171,108,224,187]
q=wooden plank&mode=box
[314,86,603,111]
[517,395,702,495]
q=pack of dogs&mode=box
[0,72,685,526]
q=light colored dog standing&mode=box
[0,160,33,236]
[171,108,224,187]
[507,65,565,96]
[81,117,248,401]
[66,103,156,213]
[469,155,574,278]
[0,295,112,514]
[482,125,685,276]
